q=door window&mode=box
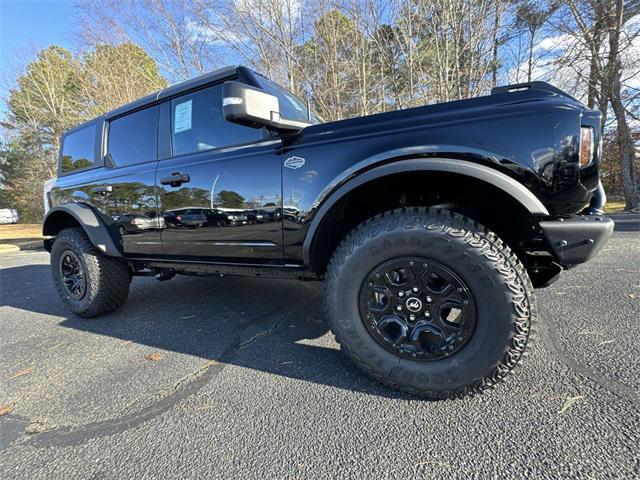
[170,84,263,156]
[108,106,159,167]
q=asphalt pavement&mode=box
[0,231,639,479]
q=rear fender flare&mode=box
[43,203,122,257]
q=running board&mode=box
[132,259,321,280]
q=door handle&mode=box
[92,185,113,195]
[160,172,190,187]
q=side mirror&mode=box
[222,81,310,132]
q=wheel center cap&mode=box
[406,297,422,312]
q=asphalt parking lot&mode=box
[1,229,639,479]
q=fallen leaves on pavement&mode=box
[415,460,452,469]
[559,395,585,414]
[145,352,163,362]
[9,366,34,379]
[0,405,12,416]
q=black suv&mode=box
[43,66,613,398]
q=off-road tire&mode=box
[325,207,536,399]
[51,227,131,318]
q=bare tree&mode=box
[560,0,640,210]
[606,0,639,210]
[515,1,556,82]
[78,0,213,81]
[81,43,167,116]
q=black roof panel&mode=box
[105,65,241,119]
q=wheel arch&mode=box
[303,158,549,271]
[43,204,122,257]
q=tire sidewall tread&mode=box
[51,227,130,318]
[324,207,537,399]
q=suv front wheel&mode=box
[51,227,131,318]
[325,207,536,399]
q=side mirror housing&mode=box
[222,81,310,132]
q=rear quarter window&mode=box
[60,124,97,173]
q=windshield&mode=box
[256,76,323,125]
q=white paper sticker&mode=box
[174,100,192,133]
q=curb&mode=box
[0,238,44,254]
[608,213,640,232]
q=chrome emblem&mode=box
[406,298,422,312]
[284,156,305,169]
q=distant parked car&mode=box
[245,209,267,224]
[163,208,206,228]
[112,213,165,235]
[0,208,19,224]
[210,209,248,226]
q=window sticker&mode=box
[174,100,193,133]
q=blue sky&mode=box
[0,0,75,112]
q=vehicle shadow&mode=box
[1,263,408,399]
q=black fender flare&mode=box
[43,203,122,257]
[302,157,549,264]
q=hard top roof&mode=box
[64,65,244,135]
[107,65,242,118]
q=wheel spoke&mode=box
[367,286,392,314]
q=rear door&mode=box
[49,114,162,257]
[100,105,162,256]
[156,81,283,263]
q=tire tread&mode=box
[52,227,130,318]
[324,207,537,399]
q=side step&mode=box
[131,259,321,280]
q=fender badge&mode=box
[284,156,305,169]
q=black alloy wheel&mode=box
[59,250,87,300]
[360,257,476,361]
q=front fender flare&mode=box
[43,203,122,257]
[302,157,549,264]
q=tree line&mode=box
[1,0,639,221]
[0,44,166,220]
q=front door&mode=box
[156,82,282,263]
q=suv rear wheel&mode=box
[325,207,536,399]
[51,227,131,318]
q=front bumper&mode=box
[539,215,614,267]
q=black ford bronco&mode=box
[44,66,613,398]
